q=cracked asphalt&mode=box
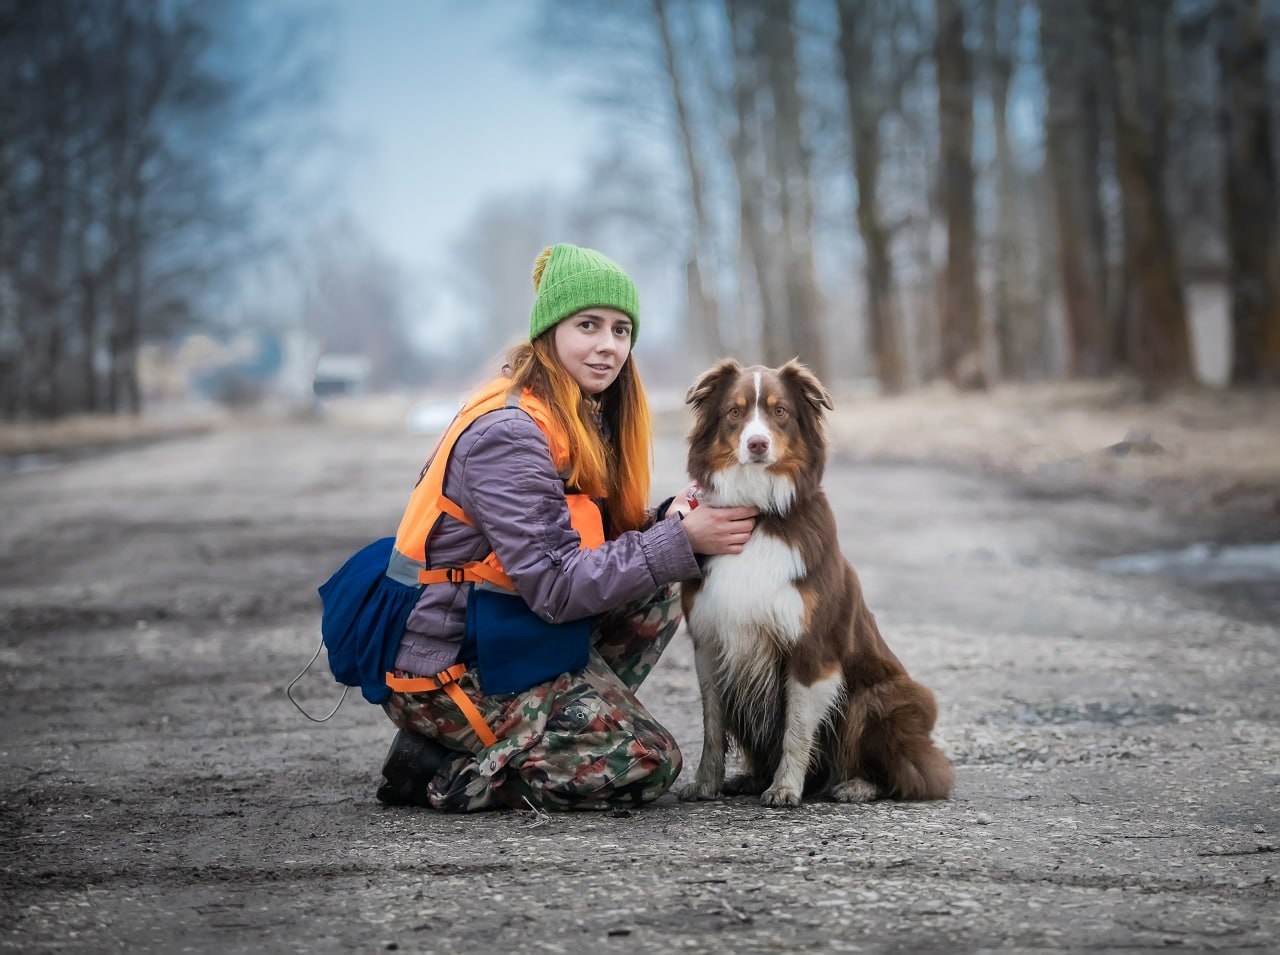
[1,417,1276,954]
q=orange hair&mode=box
[506,335,652,535]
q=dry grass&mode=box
[827,379,1280,531]
[0,412,219,457]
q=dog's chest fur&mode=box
[687,528,807,669]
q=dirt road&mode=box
[1,418,1276,953]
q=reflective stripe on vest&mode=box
[387,377,606,591]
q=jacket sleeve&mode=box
[454,412,700,623]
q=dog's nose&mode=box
[747,436,770,456]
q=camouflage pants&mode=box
[381,584,684,812]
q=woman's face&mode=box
[553,307,633,395]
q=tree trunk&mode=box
[836,0,906,394]
[79,264,101,410]
[934,0,985,388]
[652,0,726,359]
[1218,0,1280,385]
[1102,0,1191,387]
[762,0,825,378]
[34,110,69,417]
[726,0,780,365]
[1041,0,1111,377]
[984,0,1029,381]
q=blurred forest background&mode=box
[2,0,1279,423]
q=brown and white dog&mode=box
[677,359,954,808]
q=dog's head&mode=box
[685,359,833,513]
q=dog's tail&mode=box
[885,739,955,801]
[856,678,955,801]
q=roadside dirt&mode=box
[1,389,1277,953]
[825,379,1280,542]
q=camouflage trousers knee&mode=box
[382,584,684,812]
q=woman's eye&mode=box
[579,320,596,331]
[615,326,630,337]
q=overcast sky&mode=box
[227,1,690,371]
[326,1,606,274]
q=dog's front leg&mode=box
[761,671,844,808]
[677,636,727,801]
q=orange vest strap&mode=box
[440,682,499,748]
[436,495,472,527]
[464,561,515,591]
[385,663,469,692]
[393,377,604,587]
[384,665,499,748]
[417,561,514,591]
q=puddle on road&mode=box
[1097,541,1280,583]
[0,453,62,476]
[1097,541,1280,620]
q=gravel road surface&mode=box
[1,419,1276,954]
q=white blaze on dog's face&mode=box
[685,359,834,514]
[738,371,777,465]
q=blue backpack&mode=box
[291,538,594,721]
[288,537,421,719]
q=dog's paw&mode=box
[677,779,723,802]
[760,785,803,808]
[831,778,879,803]
[722,773,766,796]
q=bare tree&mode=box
[300,217,411,386]
[0,0,326,419]
[652,0,727,359]
[724,0,784,364]
[760,0,826,379]
[981,0,1036,380]
[1101,0,1193,386]
[450,195,562,367]
[835,0,907,392]
[1217,0,1280,384]
[524,0,1266,394]
[934,0,985,387]
[1040,0,1112,377]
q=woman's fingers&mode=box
[680,504,759,555]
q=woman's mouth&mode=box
[587,363,612,374]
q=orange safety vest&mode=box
[386,376,606,591]
[382,378,607,747]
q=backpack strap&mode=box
[416,555,513,591]
[385,664,499,748]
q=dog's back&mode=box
[680,360,953,805]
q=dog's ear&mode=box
[686,358,742,407]
[780,359,833,413]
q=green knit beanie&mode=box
[529,243,640,344]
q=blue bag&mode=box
[317,537,421,704]
[463,588,595,695]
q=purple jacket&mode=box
[394,408,699,677]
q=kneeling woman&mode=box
[376,244,755,812]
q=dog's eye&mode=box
[773,405,788,418]
[727,407,743,420]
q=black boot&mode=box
[376,729,452,807]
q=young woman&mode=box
[374,243,756,812]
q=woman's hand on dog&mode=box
[679,503,758,555]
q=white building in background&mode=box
[312,353,372,398]
[1186,280,1231,388]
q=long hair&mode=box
[505,334,652,534]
